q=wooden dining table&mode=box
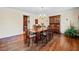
[27,28,48,46]
[26,28,52,45]
[30,28,47,33]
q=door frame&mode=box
[23,15,29,33]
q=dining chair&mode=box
[35,32,42,46]
[40,30,48,44]
[26,31,36,47]
[47,29,53,41]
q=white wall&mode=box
[60,10,74,33]
[0,8,32,38]
[72,8,79,30]
[0,7,49,38]
[0,7,79,38]
[29,15,49,29]
[49,8,79,33]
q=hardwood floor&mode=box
[40,34,79,51]
[0,34,79,51]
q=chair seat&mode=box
[43,32,46,35]
[29,32,36,37]
[29,34,36,38]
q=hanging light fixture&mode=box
[39,7,47,19]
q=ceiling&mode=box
[13,7,74,15]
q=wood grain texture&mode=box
[0,34,79,51]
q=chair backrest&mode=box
[47,28,53,36]
[35,32,41,41]
[40,30,48,36]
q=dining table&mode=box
[30,27,48,32]
[27,27,53,46]
[28,28,48,46]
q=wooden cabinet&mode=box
[49,15,60,33]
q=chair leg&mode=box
[34,39,38,46]
[27,39,30,47]
[42,38,44,44]
[32,38,34,47]
[46,38,48,44]
[42,40,43,44]
[35,40,38,46]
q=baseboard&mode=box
[0,32,24,39]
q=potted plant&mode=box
[64,26,77,38]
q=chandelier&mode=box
[39,7,47,19]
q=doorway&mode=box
[23,15,28,33]
[23,15,28,43]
